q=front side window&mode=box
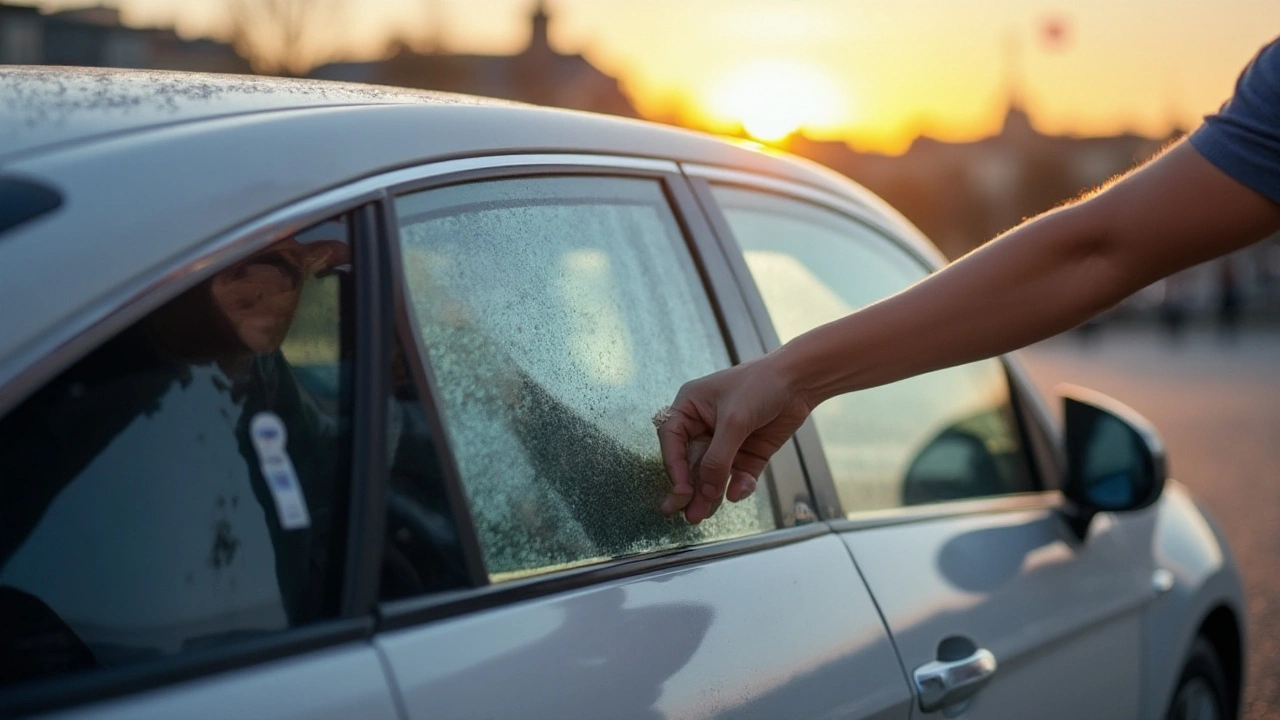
[711,186,1033,515]
[0,216,354,686]
[395,175,776,582]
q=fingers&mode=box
[726,469,758,503]
[659,415,708,517]
[657,421,691,508]
[684,417,749,524]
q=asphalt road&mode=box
[1018,324,1280,720]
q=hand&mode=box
[657,353,813,524]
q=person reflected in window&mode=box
[0,231,351,649]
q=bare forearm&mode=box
[775,141,1280,408]
[777,203,1127,404]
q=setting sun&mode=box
[708,61,850,142]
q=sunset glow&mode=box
[708,61,850,142]
[35,0,1280,155]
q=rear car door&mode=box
[692,172,1154,719]
[368,156,913,720]
[0,207,399,720]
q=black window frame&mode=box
[0,199,385,719]
[686,175,1062,525]
[372,161,828,633]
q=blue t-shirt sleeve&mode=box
[1189,37,1280,205]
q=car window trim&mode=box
[681,162,948,269]
[381,162,809,589]
[686,171,1055,520]
[341,203,393,616]
[1004,355,1066,489]
[826,491,1065,533]
[376,523,831,632]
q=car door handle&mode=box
[913,646,998,712]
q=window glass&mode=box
[395,176,776,582]
[711,186,1033,515]
[0,216,354,686]
[379,330,471,601]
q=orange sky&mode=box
[34,0,1280,154]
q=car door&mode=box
[366,155,914,720]
[691,172,1155,719]
[0,206,400,720]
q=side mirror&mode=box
[1059,384,1166,539]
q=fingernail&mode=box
[730,480,756,502]
[701,483,719,498]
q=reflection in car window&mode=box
[711,186,1033,515]
[0,217,354,686]
[395,176,776,582]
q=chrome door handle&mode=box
[913,647,998,712]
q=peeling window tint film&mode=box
[0,217,353,686]
[395,176,776,581]
[711,186,1032,515]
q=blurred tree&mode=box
[227,0,346,77]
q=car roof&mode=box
[0,66,501,161]
[0,66,883,197]
[0,67,933,405]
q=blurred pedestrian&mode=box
[1218,258,1243,340]
[657,36,1280,524]
[1159,274,1191,343]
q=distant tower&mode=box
[529,0,552,56]
[517,0,556,105]
[1000,28,1034,138]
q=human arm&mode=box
[659,140,1280,524]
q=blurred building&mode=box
[311,1,636,117]
[782,101,1172,259]
[781,102,1280,322]
[0,2,248,73]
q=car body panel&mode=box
[28,644,400,720]
[840,507,1150,717]
[376,534,912,720]
[1119,482,1246,717]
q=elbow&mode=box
[1053,202,1148,317]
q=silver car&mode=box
[0,67,1246,720]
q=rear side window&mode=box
[710,186,1034,515]
[394,175,776,582]
[0,216,354,686]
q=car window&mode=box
[0,215,355,687]
[394,175,776,582]
[710,185,1034,515]
[379,328,472,602]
